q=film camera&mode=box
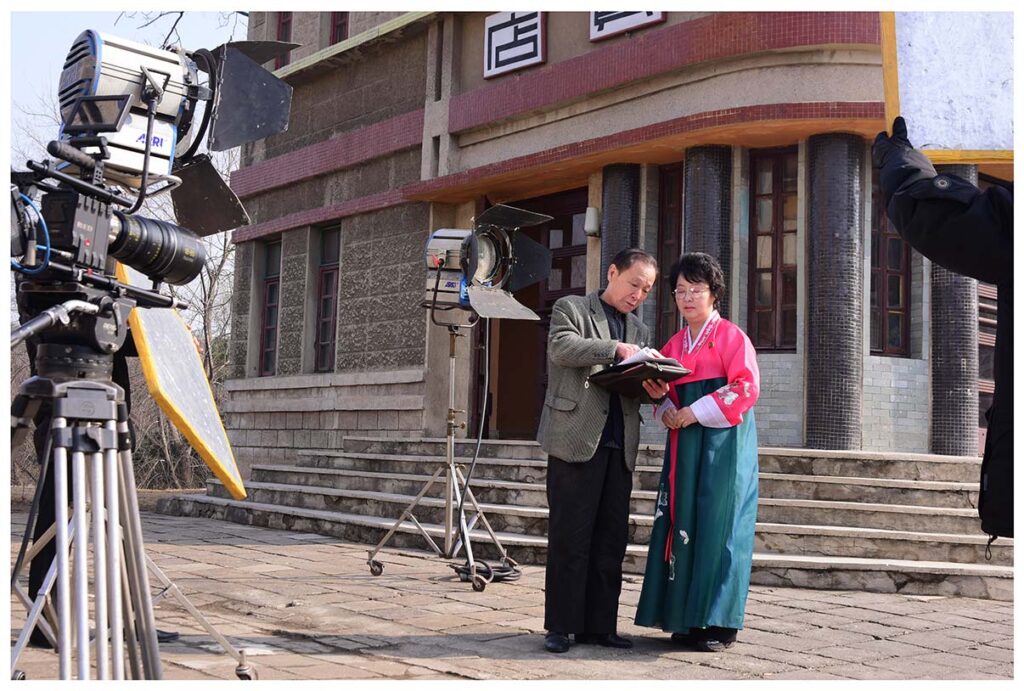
[9,29,295,680]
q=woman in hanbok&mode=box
[635,252,760,652]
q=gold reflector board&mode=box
[116,263,246,499]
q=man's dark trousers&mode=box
[544,446,632,634]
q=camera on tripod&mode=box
[9,28,296,680]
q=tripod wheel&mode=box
[472,575,487,592]
[369,560,384,576]
[235,665,258,681]
[12,670,27,681]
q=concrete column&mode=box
[228,241,254,379]
[930,164,979,456]
[276,229,310,376]
[684,145,733,319]
[805,133,865,450]
[599,163,641,279]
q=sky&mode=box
[9,11,248,160]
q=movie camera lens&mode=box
[109,212,206,285]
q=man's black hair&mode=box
[610,248,658,272]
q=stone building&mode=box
[224,11,1008,479]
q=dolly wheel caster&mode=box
[369,560,384,576]
[235,651,258,680]
[12,670,26,681]
[472,575,487,592]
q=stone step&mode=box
[339,438,982,482]
[759,448,981,483]
[758,498,981,535]
[207,479,1011,565]
[250,464,657,514]
[254,463,978,511]
[758,473,978,509]
[207,479,657,544]
[156,493,1012,600]
[754,522,1011,566]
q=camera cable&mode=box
[10,193,51,275]
[451,316,521,584]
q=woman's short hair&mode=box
[669,252,726,308]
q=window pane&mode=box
[870,273,879,308]
[756,236,773,268]
[756,159,773,195]
[781,271,797,305]
[755,311,774,346]
[887,313,904,349]
[549,229,563,249]
[887,274,903,309]
[782,194,798,230]
[547,267,563,291]
[979,344,995,380]
[267,283,279,305]
[265,242,281,277]
[570,254,586,288]
[572,214,587,245]
[321,229,340,265]
[870,308,883,351]
[783,153,798,191]
[888,237,904,270]
[756,198,773,233]
[871,232,880,267]
[756,273,772,307]
[782,232,796,266]
[781,308,797,346]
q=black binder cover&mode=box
[588,359,691,398]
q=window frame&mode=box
[313,228,340,373]
[329,12,349,45]
[258,240,282,377]
[869,167,912,357]
[275,12,293,70]
[747,147,798,352]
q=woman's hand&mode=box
[642,378,670,399]
[664,406,698,429]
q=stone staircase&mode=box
[157,436,1013,600]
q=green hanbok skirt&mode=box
[634,376,758,632]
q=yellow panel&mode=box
[115,263,246,500]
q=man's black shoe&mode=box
[157,629,180,643]
[544,631,570,653]
[575,632,633,649]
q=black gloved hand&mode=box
[871,116,912,169]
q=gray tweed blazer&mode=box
[536,291,652,471]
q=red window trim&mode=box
[314,265,338,373]
[870,168,911,357]
[258,277,280,376]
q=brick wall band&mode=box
[449,12,881,133]
[683,145,733,320]
[407,102,884,202]
[805,133,865,450]
[930,164,979,456]
[600,164,642,279]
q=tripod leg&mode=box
[90,443,110,679]
[119,547,143,680]
[10,412,51,592]
[106,435,124,679]
[118,446,162,679]
[456,466,511,558]
[367,467,447,563]
[71,448,91,679]
[52,418,73,679]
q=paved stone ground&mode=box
[9,511,1014,680]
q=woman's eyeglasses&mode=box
[672,287,709,300]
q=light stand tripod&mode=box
[366,322,518,592]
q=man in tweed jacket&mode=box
[537,248,669,653]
